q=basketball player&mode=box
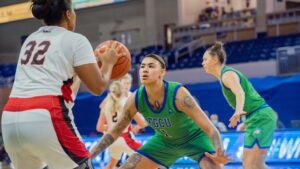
[1,0,122,169]
[91,54,230,169]
[202,42,277,169]
[96,75,146,169]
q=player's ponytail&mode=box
[105,81,123,114]
[208,41,227,64]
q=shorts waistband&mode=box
[247,103,269,117]
[4,95,60,112]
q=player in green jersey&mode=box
[202,42,277,169]
[91,54,230,169]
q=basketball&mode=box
[96,40,131,80]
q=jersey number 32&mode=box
[21,41,51,65]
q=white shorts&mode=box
[2,96,91,169]
[109,136,136,160]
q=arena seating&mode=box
[0,64,16,87]
[132,33,300,70]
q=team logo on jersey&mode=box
[147,117,172,128]
[42,30,51,33]
[253,128,261,136]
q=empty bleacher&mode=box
[0,64,16,87]
[131,33,300,70]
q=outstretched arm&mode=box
[222,71,246,128]
[90,93,138,158]
[175,87,229,164]
[175,87,223,150]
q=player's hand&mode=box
[205,148,231,164]
[94,41,125,65]
[228,111,246,128]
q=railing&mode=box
[172,9,256,47]
[175,38,204,63]
[268,7,300,25]
[172,8,300,48]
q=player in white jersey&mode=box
[1,0,123,169]
[96,74,146,169]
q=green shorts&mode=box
[137,132,215,168]
[244,106,277,149]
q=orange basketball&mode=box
[96,40,131,80]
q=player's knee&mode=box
[105,164,114,169]
[255,160,267,169]
[242,158,253,169]
[105,161,116,169]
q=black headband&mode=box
[143,54,166,69]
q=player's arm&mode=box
[175,87,223,150]
[222,71,246,128]
[132,112,147,133]
[175,87,230,164]
[90,93,138,158]
[75,42,122,96]
[96,99,108,132]
[71,76,81,94]
[96,110,108,133]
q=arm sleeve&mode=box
[72,34,97,67]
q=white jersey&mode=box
[3,26,95,169]
[103,93,131,133]
[10,26,96,102]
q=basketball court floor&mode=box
[1,162,300,168]
[93,163,300,169]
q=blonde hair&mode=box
[207,41,227,64]
[105,81,123,114]
[121,73,132,83]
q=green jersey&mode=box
[220,66,276,150]
[220,66,266,114]
[135,81,203,146]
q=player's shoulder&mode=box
[167,80,182,86]
[25,28,41,41]
[64,31,88,41]
[222,70,240,83]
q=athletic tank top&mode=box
[135,81,204,145]
[220,66,266,114]
[10,26,96,107]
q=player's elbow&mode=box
[207,126,219,138]
[87,77,110,96]
[136,118,147,129]
[96,125,105,133]
[89,85,107,96]
[139,121,147,129]
[96,126,102,132]
[237,90,245,98]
